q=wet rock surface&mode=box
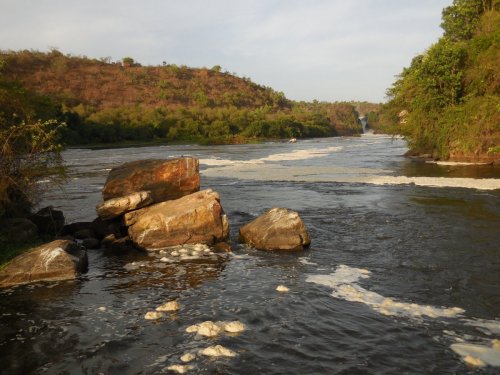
[239,207,310,251]
[0,240,87,288]
[96,190,153,220]
[127,189,229,250]
[102,157,200,203]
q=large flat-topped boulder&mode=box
[0,240,88,288]
[239,208,311,251]
[96,190,153,220]
[102,157,200,203]
[127,189,229,250]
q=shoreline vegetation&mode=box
[373,0,499,163]
[0,49,379,147]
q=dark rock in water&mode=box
[62,221,92,236]
[102,157,200,203]
[90,217,124,240]
[0,240,88,288]
[96,190,154,220]
[127,189,229,250]
[101,234,135,251]
[1,218,38,242]
[239,207,311,251]
[81,237,100,249]
[29,206,65,236]
[74,228,95,240]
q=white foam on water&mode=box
[201,158,261,166]
[364,175,500,191]
[199,345,237,357]
[451,342,500,367]
[166,364,193,374]
[202,162,499,190]
[298,257,317,266]
[306,265,465,319]
[258,146,342,162]
[201,146,342,167]
[462,318,500,335]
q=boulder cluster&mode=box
[0,156,311,288]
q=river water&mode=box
[1,135,499,374]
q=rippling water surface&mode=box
[1,135,499,374]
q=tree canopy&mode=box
[0,63,65,218]
[378,0,499,160]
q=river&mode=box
[1,135,499,374]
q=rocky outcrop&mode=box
[102,157,200,203]
[1,218,38,242]
[0,240,88,288]
[29,206,65,236]
[239,208,310,251]
[127,189,229,250]
[96,190,153,220]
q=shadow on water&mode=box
[399,160,500,179]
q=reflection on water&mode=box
[399,160,500,179]
[1,136,499,374]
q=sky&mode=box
[0,0,453,103]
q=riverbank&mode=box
[404,149,500,165]
[0,237,43,269]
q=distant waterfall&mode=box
[359,116,371,134]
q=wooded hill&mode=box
[0,50,374,145]
[374,0,499,162]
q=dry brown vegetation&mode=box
[0,49,376,145]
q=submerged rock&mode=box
[102,157,200,203]
[96,190,153,220]
[199,345,237,357]
[81,237,100,249]
[239,207,310,251]
[0,240,88,288]
[101,234,135,251]
[127,189,229,250]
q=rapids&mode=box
[1,135,499,374]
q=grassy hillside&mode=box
[0,50,369,145]
[378,0,499,162]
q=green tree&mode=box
[0,64,66,218]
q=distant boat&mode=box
[288,138,297,143]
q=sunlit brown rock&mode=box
[239,207,310,251]
[102,157,200,203]
[127,189,229,250]
[0,240,88,288]
[96,190,153,220]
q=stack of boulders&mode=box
[94,157,229,251]
[0,156,312,288]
